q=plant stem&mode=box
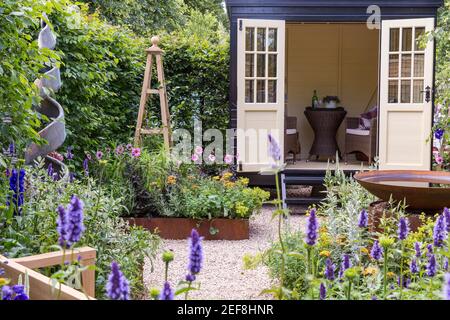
[185,281,192,300]
[347,280,352,300]
[275,171,286,300]
[399,242,404,299]
[164,262,169,282]
[383,248,388,300]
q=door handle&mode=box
[421,86,432,103]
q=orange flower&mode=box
[319,250,331,258]
[167,175,177,185]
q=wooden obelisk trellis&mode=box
[134,36,172,149]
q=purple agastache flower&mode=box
[47,163,53,177]
[69,172,75,183]
[305,209,319,246]
[83,158,89,176]
[2,286,12,300]
[444,208,450,233]
[414,242,422,258]
[342,254,351,270]
[427,244,433,258]
[410,259,419,274]
[444,258,449,272]
[319,283,326,300]
[324,258,335,281]
[57,196,85,248]
[427,254,437,277]
[371,240,383,261]
[106,262,130,300]
[188,229,203,275]
[371,296,378,300]
[66,146,74,160]
[435,128,445,140]
[398,217,409,241]
[433,215,447,248]
[338,267,344,279]
[267,134,281,161]
[57,205,68,248]
[444,274,450,300]
[8,169,25,214]
[185,274,196,282]
[12,285,29,300]
[358,209,368,228]
[159,282,174,300]
[66,196,85,246]
[397,277,410,289]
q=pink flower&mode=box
[126,144,133,151]
[96,151,103,160]
[194,146,203,155]
[208,154,216,162]
[191,154,199,162]
[435,154,444,165]
[115,145,125,155]
[224,154,234,164]
[131,148,141,158]
[86,153,92,160]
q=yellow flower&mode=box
[167,175,177,185]
[0,278,10,286]
[362,267,378,276]
[336,234,347,245]
[235,202,249,217]
[319,250,331,258]
[319,226,328,233]
[98,160,108,165]
[387,272,396,279]
[222,172,233,181]
[360,247,370,255]
[224,181,235,188]
[238,177,250,186]
[213,176,220,181]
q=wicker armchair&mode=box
[344,117,377,164]
[285,116,301,163]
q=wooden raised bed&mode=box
[125,217,249,240]
[1,247,96,300]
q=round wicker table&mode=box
[304,107,347,160]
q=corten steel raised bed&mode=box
[354,170,450,211]
[368,201,423,234]
[125,217,249,240]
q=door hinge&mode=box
[239,20,243,31]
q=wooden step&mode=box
[283,175,325,185]
[285,197,324,205]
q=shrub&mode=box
[0,160,160,298]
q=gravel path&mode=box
[143,206,308,300]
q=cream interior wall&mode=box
[286,23,379,159]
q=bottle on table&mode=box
[312,90,319,108]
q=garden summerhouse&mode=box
[225,0,443,180]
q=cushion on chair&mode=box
[286,129,297,135]
[346,128,370,136]
[359,106,378,129]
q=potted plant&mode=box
[323,96,340,109]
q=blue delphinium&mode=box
[8,168,25,214]
[66,146,74,160]
[398,217,409,240]
[444,258,449,272]
[358,209,368,228]
[433,215,447,248]
[8,143,15,156]
[324,258,335,281]
[435,128,445,140]
[414,242,422,258]
[371,240,383,261]
[188,229,203,276]
[47,163,53,177]
[106,261,130,300]
[427,254,437,277]
[159,282,174,300]
[267,134,281,161]
[305,209,319,246]
[444,274,450,300]
[319,283,326,300]
[410,259,419,274]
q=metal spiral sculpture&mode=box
[25,14,67,176]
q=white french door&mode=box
[379,18,435,170]
[237,19,285,171]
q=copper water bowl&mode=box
[354,170,450,210]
